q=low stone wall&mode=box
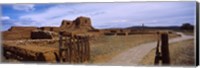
[2,45,58,63]
[116,32,127,36]
[31,30,53,39]
[104,33,116,36]
[3,26,38,40]
[39,27,60,32]
[2,31,32,40]
[2,40,59,63]
[8,26,37,32]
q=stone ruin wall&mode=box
[8,26,38,32]
[60,16,94,33]
[3,26,38,40]
[39,27,61,32]
[102,29,174,36]
[2,16,96,40]
[3,40,59,62]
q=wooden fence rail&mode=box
[59,32,90,63]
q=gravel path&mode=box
[105,32,194,65]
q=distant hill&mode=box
[126,26,181,30]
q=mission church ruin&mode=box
[3,16,97,40]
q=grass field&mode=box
[89,33,179,64]
[139,39,195,66]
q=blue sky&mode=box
[1,2,196,31]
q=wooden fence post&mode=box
[59,32,63,63]
[58,32,90,63]
[86,36,90,61]
[68,36,72,63]
[85,36,89,62]
[83,37,86,62]
[161,33,170,65]
[80,37,83,62]
[154,39,161,65]
[75,36,80,63]
[154,32,161,65]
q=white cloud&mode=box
[111,19,128,23]
[1,16,10,20]
[13,4,35,12]
[18,4,106,27]
[15,2,195,28]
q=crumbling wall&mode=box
[3,16,96,40]
[2,31,32,40]
[88,29,100,32]
[3,26,38,40]
[31,30,56,39]
[2,42,58,63]
[39,27,60,32]
[8,26,37,32]
[60,20,75,32]
[60,20,73,29]
[60,16,95,33]
[73,16,94,30]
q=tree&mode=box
[180,23,194,30]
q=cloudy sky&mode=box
[1,2,196,31]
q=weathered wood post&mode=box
[74,35,79,63]
[154,32,161,65]
[84,36,88,61]
[75,35,80,63]
[67,37,70,63]
[82,36,86,61]
[86,36,90,62]
[68,36,72,63]
[59,32,63,63]
[57,32,90,63]
[70,35,75,63]
[161,33,170,65]
[79,36,83,63]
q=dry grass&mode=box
[88,33,179,64]
[139,39,195,66]
[2,32,179,63]
[182,30,194,36]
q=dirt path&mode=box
[105,32,194,65]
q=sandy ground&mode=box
[103,32,194,66]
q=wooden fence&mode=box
[58,32,90,63]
